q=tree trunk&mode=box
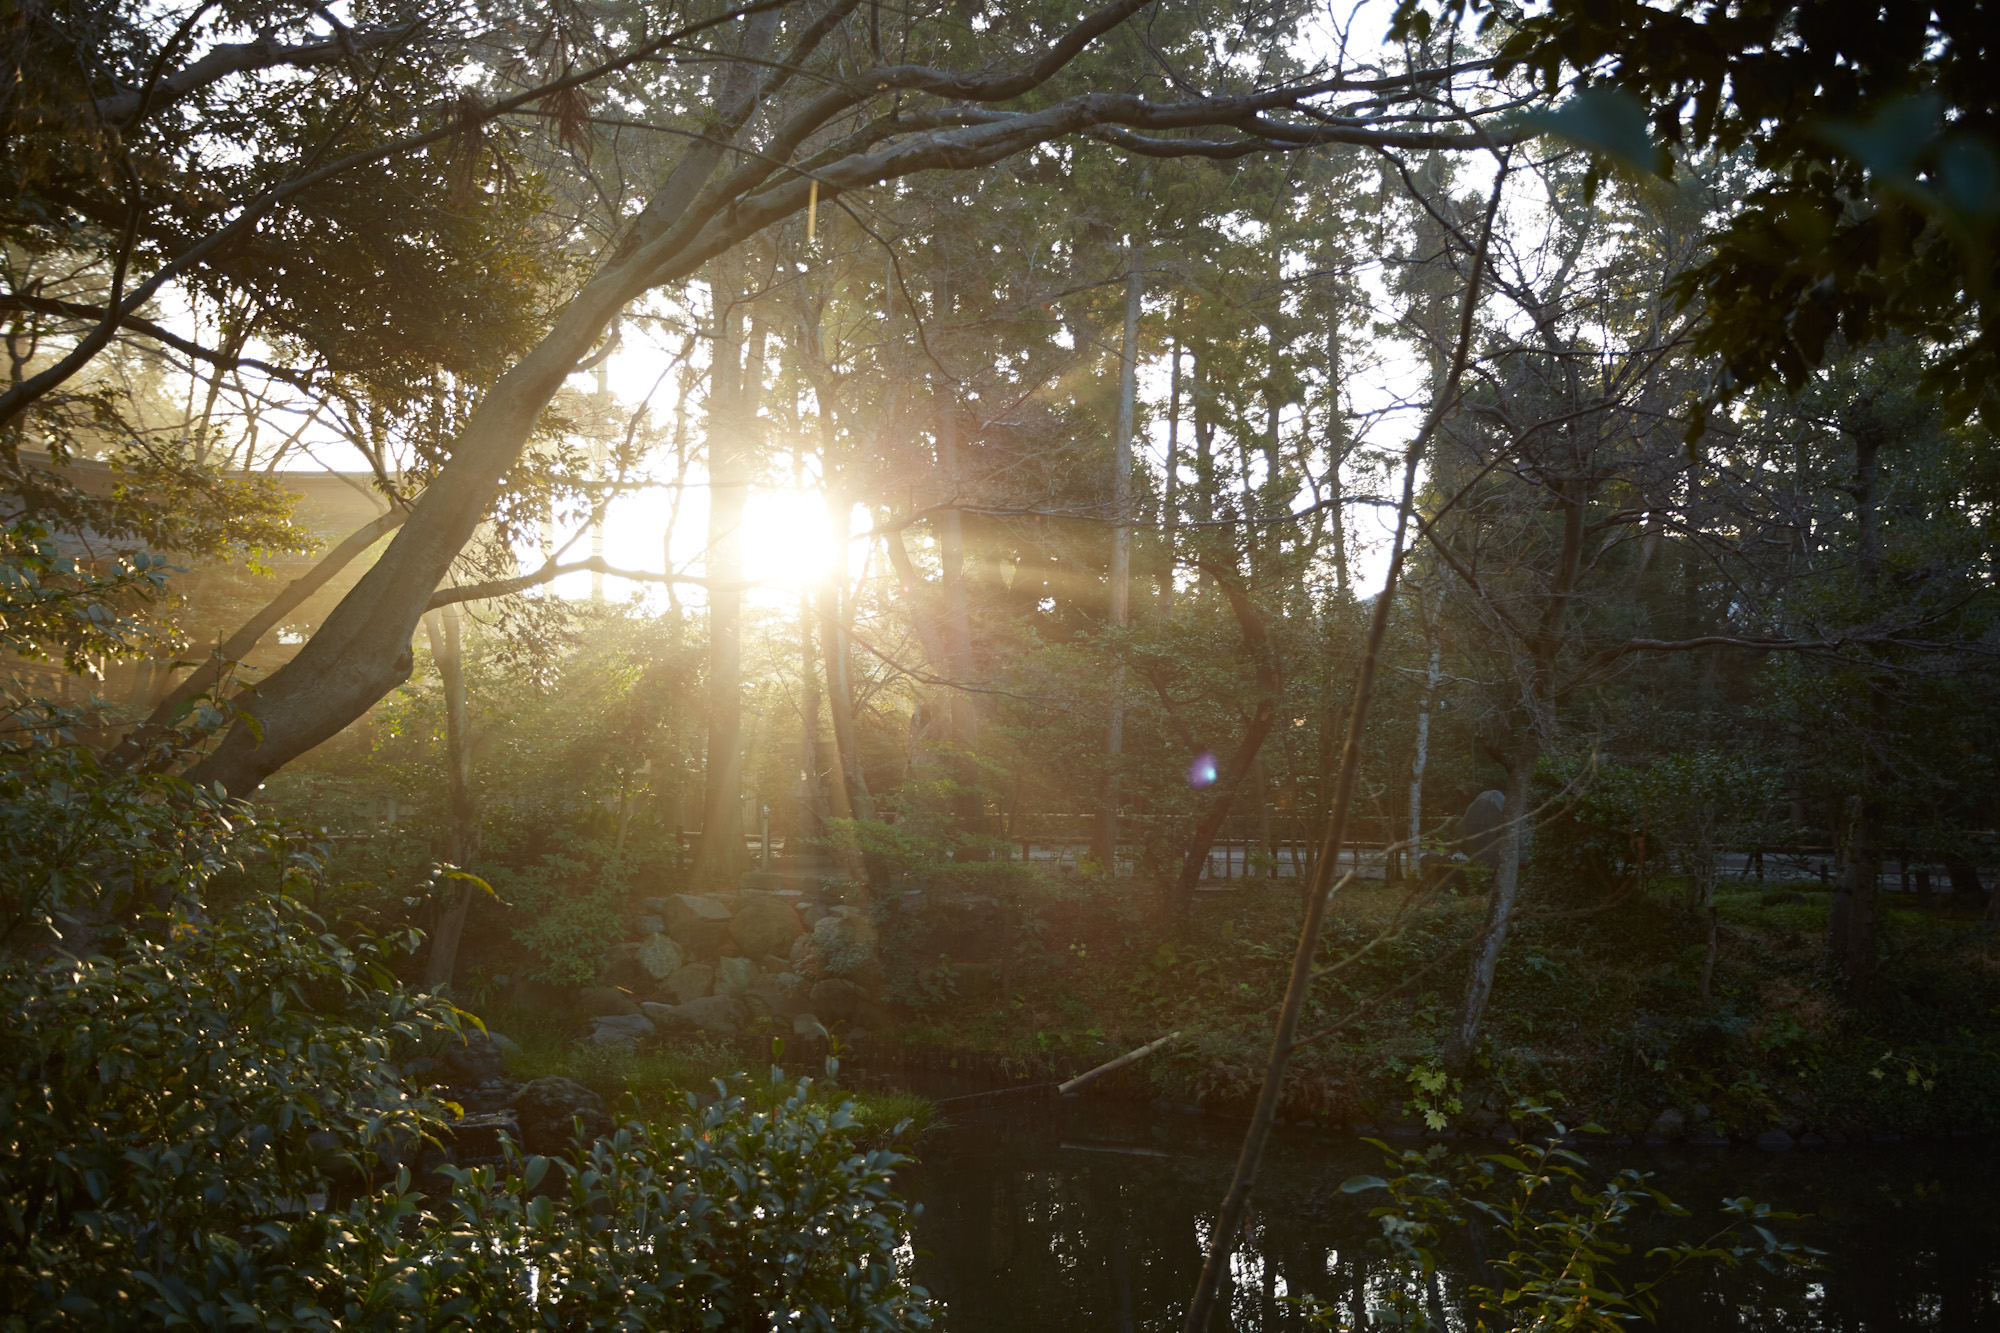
[796,593,829,843]
[1167,572,1281,914]
[931,276,983,847]
[693,283,759,888]
[107,504,405,767]
[1093,243,1141,874]
[1828,411,1885,981]
[421,603,477,991]
[1407,596,1441,881]
[821,495,877,827]
[185,11,781,797]
[1442,740,1536,1070]
[1159,332,1181,614]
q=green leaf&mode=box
[1518,88,1660,177]
[1820,94,1943,186]
[1341,1174,1389,1193]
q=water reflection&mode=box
[898,1095,2000,1331]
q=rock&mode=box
[1465,1108,1502,1132]
[442,1111,518,1164]
[1799,1132,1828,1147]
[664,894,735,954]
[591,1013,655,1045]
[438,1028,509,1085]
[741,982,801,1020]
[810,977,866,1023]
[812,908,881,985]
[598,941,646,990]
[739,870,786,892]
[730,895,804,959]
[1649,1108,1687,1141]
[793,1012,829,1041]
[510,1077,611,1156]
[1459,790,1506,868]
[642,995,749,1035]
[638,933,685,980]
[1687,1129,1730,1147]
[577,986,640,1017]
[812,908,876,972]
[1757,1129,1796,1150]
[665,961,715,1003]
[641,896,672,916]
[759,955,793,975]
[789,933,816,972]
[714,955,759,996]
[634,913,666,937]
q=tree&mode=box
[1400,0,2000,428]
[0,0,1537,800]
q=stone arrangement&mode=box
[579,882,892,1049]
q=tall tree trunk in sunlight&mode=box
[932,265,984,848]
[1092,243,1142,874]
[822,491,875,825]
[422,602,477,991]
[796,593,829,845]
[1443,467,1587,1070]
[694,277,756,888]
[1159,332,1182,615]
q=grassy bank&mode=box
[855,873,2000,1142]
[472,1003,937,1144]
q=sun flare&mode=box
[740,487,835,591]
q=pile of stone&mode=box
[423,1029,612,1169]
[579,887,891,1048]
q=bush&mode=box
[1529,756,1654,908]
[0,736,931,1329]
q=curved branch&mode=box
[0,295,318,389]
[60,24,424,128]
[426,556,708,608]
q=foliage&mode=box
[0,747,931,1328]
[0,723,244,947]
[1399,0,2000,426]
[0,520,175,676]
[482,844,634,987]
[0,882,459,1324]
[1643,751,1781,914]
[1317,1106,1817,1330]
[1528,757,1654,909]
[356,1074,931,1332]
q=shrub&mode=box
[0,736,930,1329]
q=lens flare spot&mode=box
[1188,752,1219,788]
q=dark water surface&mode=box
[897,1092,2000,1330]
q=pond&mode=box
[898,1091,2000,1331]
